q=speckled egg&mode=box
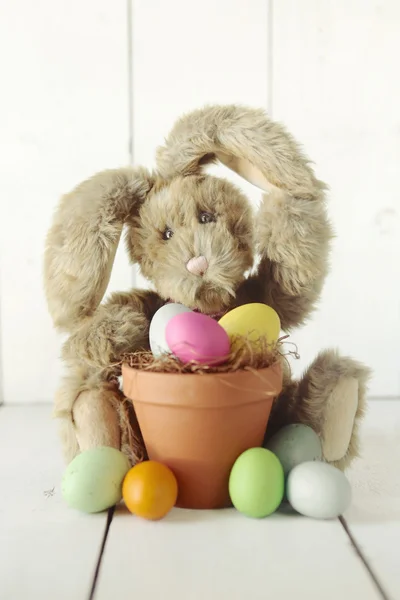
[265,424,322,476]
[149,303,192,357]
[286,461,352,519]
[62,447,131,513]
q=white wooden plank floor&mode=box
[344,401,400,600]
[97,508,380,600]
[0,406,108,600]
[0,401,398,600]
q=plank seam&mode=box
[127,0,137,291]
[127,0,134,166]
[339,515,392,600]
[267,0,274,117]
[88,506,115,600]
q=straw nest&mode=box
[121,335,297,375]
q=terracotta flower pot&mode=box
[122,362,283,510]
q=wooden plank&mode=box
[0,406,107,599]
[1,399,396,600]
[0,291,3,406]
[0,0,132,404]
[97,506,380,599]
[344,400,400,600]
[272,0,400,396]
[131,0,270,288]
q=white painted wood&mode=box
[0,289,3,406]
[97,507,379,599]
[345,400,400,599]
[272,0,400,397]
[1,402,397,598]
[1,0,398,404]
[131,0,270,288]
[0,406,106,599]
[0,0,133,403]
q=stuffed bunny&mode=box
[44,104,370,470]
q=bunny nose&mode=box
[186,256,208,276]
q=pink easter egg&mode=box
[165,312,231,365]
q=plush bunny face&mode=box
[127,175,254,314]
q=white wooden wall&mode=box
[0,0,399,404]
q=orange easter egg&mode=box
[122,461,178,520]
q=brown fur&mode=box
[127,175,254,314]
[44,104,371,470]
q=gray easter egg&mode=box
[265,424,322,476]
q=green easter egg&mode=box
[229,447,284,518]
[62,447,131,513]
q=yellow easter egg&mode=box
[219,303,281,349]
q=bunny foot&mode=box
[293,349,371,470]
[55,377,145,466]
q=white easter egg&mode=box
[149,303,192,357]
[286,461,352,519]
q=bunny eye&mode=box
[199,211,216,224]
[162,227,174,240]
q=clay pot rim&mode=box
[121,361,280,381]
[121,361,282,409]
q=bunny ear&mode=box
[44,167,153,331]
[156,104,324,200]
